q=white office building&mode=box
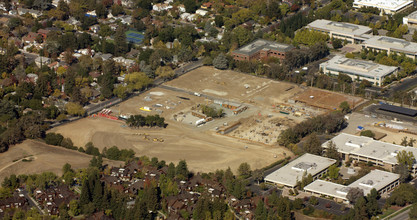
[353,0,413,15]
[319,55,398,86]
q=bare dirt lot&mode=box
[294,88,364,110]
[0,140,123,181]
[165,66,303,107]
[228,115,297,145]
[50,117,292,173]
[50,67,318,173]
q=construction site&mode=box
[293,88,365,111]
[51,66,358,172]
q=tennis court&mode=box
[126,30,144,44]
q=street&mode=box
[21,188,45,215]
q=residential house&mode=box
[22,32,40,45]
[120,0,135,8]
[153,3,173,12]
[0,193,28,213]
[35,56,51,68]
[195,9,208,16]
[17,8,42,18]
[201,2,212,9]
[37,29,50,39]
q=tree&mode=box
[395,163,410,183]
[254,200,267,220]
[65,102,85,116]
[237,162,251,179]
[167,162,175,179]
[114,26,128,56]
[303,133,322,155]
[360,130,375,138]
[45,133,64,146]
[397,150,415,170]
[69,200,80,216]
[214,15,224,27]
[176,160,189,180]
[353,196,369,219]
[387,183,417,206]
[155,66,175,80]
[184,0,197,13]
[339,101,351,113]
[325,141,340,160]
[125,72,153,91]
[309,196,318,205]
[213,53,228,70]
[366,188,380,216]
[111,3,124,16]
[328,164,339,180]
[347,187,364,204]
[332,38,343,49]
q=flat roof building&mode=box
[353,0,413,15]
[305,170,400,203]
[323,133,417,174]
[403,10,417,29]
[319,55,398,86]
[231,39,294,62]
[362,36,417,60]
[349,170,400,196]
[379,103,417,117]
[306,19,372,44]
[264,153,337,188]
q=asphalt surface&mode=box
[363,104,417,124]
[388,76,417,94]
[387,209,411,220]
[21,188,45,215]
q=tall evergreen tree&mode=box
[80,178,91,205]
[114,26,128,56]
[366,189,380,216]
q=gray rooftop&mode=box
[304,180,350,200]
[305,170,399,200]
[349,170,399,195]
[353,0,413,11]
[323,133,417,166]
[320,55,398,79]
[306,19,372,37]
[232,39,294,56]
[264,153,336,187]
[363,36,417,54]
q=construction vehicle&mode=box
[374,121,385,127]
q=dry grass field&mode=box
[0,140,123,181]
[50,117,291,173]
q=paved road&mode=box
[387,209,410,220]
[388,76,417,94]
[22,189,45,215]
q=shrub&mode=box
[303,205,315,215]
[309,196,318,205]
[45,133,64,146]
[360,130,375,138]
